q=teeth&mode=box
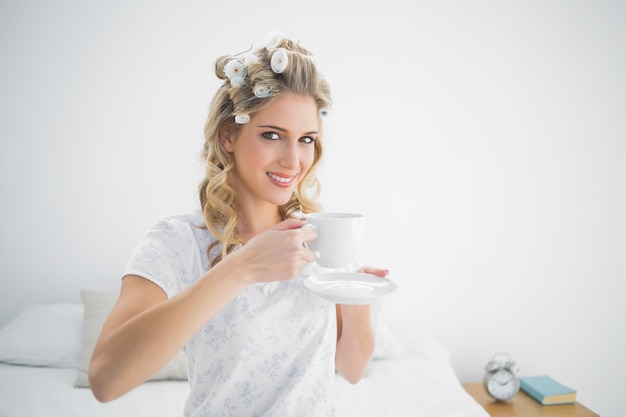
[267,173,293,183]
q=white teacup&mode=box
[304,212,365,269]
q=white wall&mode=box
[1,1,624,416]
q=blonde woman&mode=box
[89,32,388,416]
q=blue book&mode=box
[520,375,577,405]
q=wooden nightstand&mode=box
[462,382,599,417]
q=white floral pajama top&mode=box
[124,210,337,417]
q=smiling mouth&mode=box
[267,172,296,185]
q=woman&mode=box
[89,32,388,416]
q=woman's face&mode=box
[221,91,319,209]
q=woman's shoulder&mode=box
[125,209,211,295]
[157,208,205,228]
[146,209,211,243]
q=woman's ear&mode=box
[219,126,235,152]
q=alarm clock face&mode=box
[486,369,519,401]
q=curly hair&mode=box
[199,35,332,266]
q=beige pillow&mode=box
[74,290,187,387]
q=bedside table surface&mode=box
[462,382,599,417]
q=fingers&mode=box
[301,247,318,264]
[357,266,389,278]
[265,219,319,266]
[300,222,318,243]
[274,218,318,246]
[294,226,318,263]
[274,218,307,231]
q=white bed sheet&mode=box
[0,325,487,417]
[336,327,488,417]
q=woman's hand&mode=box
[230,218,318,284]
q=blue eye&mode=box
[300,136,316,144]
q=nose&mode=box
[279,141,299,169]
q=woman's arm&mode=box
[89,218,317,402]
[89,255,249,402]
[334,267,388,384]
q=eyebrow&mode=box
[257,124,319,136]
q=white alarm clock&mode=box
[483,352,520,401]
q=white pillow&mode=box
[0,303,83,368]
[74,290,188,387]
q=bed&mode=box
[0,291,488,417]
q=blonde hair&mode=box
[199,36,332,266]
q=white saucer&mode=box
[303,272,398,305]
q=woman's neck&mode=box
[237,204,283,242]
